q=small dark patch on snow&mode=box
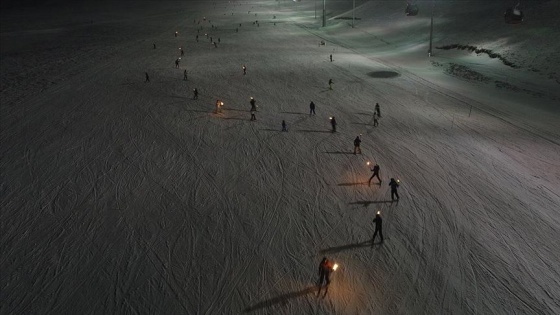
[367,71,400,78]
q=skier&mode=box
[243,65,247,75]
[317,257,334,296]
[373,112,379,127]
[328,79,333,90]
[218,37,221,43]
[282,120,287,131]
[180,48,184,56]
[175,31,177,37]
[353,135,362,155]
[183,70,188,81]
[371,211,384,245]
[196,35,199,42]
[153,43,156,49]
[389,178,400,201]
[368,163,381,186]
[215,99,222,114]
[330,116,337,133]
[145,72,150,83]
[213,42,218,48]
[250,97,257,112]
[375,103,381,117]
[193,88,198,100]
[175,58,180,69]
[309,101,316,116]
[330,54,333,62]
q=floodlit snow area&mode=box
[2,0,560,313]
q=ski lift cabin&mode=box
[504,6,523,24]
[405,3,419,16]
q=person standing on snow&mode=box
[375,103,381,117]
[309,101,316,116]
[368,163,381,186]
[328,79,333,90]
[330,116,337,133]
[215,99,222,114]
[389,178,400,201]
[175,58,180,69]
[183,70,188,81]
[371,211,384,245]
[317,257,334,295]
[330,54,333,62]
[243,65,247,75]
[282,120,287,131]
[145,72,150,83]
[250,97,257,112]
[353,135,362,155]
[193,88,198,100]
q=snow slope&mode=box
[1,1,559,314]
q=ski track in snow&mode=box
[1,1,560,314]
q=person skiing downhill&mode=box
[328,79,333,90]
[175,58,180,69]
[389,178,400,201]
[330,54,333,62]
[375,103,381,117]
[145,72,150,83]
[282,120,287,131]
[309,101,316,116]
[353,135,362,155]
[368,163,381,186]
[243,65,247,75]
[193,88,198,100]
[371,211,384,245]
[183,70,188,81]
[330,116,337,133]
[317,257,334,296]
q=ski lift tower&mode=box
[322,0,326,27]
[428,0,434,56]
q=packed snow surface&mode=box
[1,1,559,314]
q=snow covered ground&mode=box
[2,0,559,314]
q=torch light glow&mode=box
[329,117,332,120]
[377,211,381,215]
[332,263,339,271]
[366,161,370,166]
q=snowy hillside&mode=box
[1,1,559,314]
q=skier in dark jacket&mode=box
[330,116,337,133]
[371,211,384,245]
[368,163,381,186]
[145,72,150,83]
[353,135,362,155]
[375,103,381,117]
[328,79,333,90]
[193,88,198,100]
[250,97,256,111]
[282,120,287,131]
[389,178,399,201]
[309,101,316,115]
[317,257,334,296]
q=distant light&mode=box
[329,117,332,120]
[377,211,381,215]
[397,179,400,183]
[366,161,370,165]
